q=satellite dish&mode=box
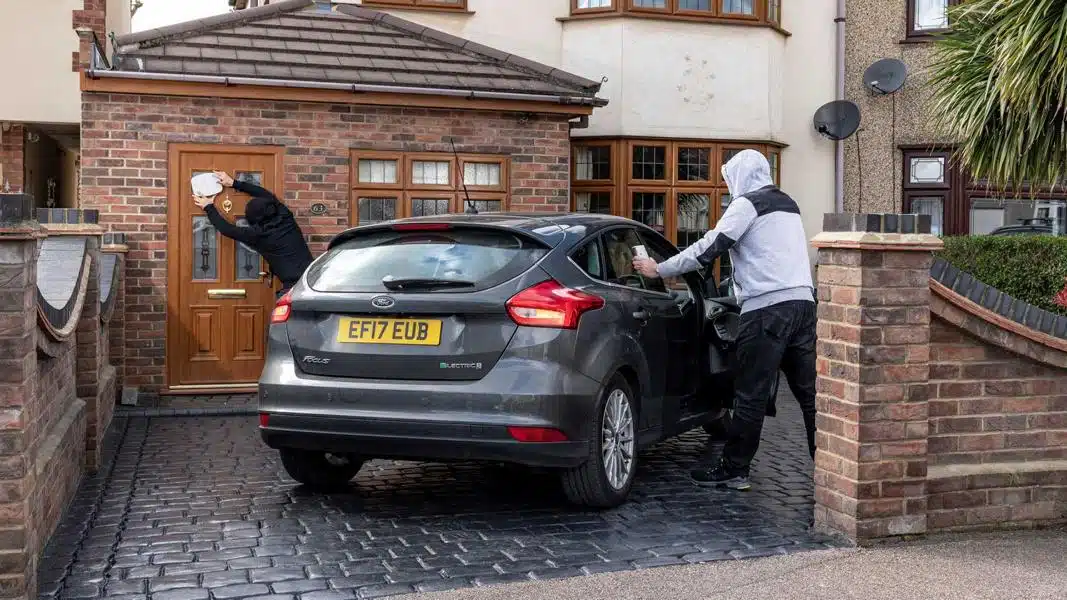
[863,58,908,95]
[813,100,861,141]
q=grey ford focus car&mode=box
[258,213,736,508]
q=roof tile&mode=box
[108,1,605,105]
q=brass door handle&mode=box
[208,289,247,299]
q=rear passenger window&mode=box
[573,241,603,279]
[602,228,668,294]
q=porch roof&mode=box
[104,0,606,107]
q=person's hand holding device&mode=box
[632,245,659,279]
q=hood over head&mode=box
[722,149,775,199]
[245,196,278,226]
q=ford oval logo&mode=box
[371,295,395,309]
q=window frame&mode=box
[571,0,618,15]
[350,189,402,227]
[627,140,672,185]
[568,137,784,247]
[458,154,509,193]
[673,142,717,186]
[350,150,510,226]
[572,186,616,215]
[572,142,615,185]
[568,0,782,28]
[360,0,469,12]
[351,150,404,191]
[906,0,956,40]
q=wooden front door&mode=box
[166,144,284,392]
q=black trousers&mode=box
[721,299,817,476]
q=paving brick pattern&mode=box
[39,398,835,599]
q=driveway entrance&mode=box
[38,397,834,598]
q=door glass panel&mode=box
[358,159,399,184]
[572,241,604,280]
[463,163,502,187]
[909,157,945,184]
[678,147,711,182]
[192,216,218,281]
[677,193,710,249]
[575,145,611,180]
[720,193,733,283]
[910,196,944,236]
[357,196,397,225]
[411,161,450,185]
[602,228,666,293]
[234,217,261,281]
[235,171,263,186]
[575,191,612,214]
[632,146,666,180]
[631,192,666,234]
[411,198,450,216]
[637,232,687,294]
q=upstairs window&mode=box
[361,0,468,12]
[907,0,954,39]
[570,0,783,26]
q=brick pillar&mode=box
[811,213,942,544]
[0,194,41,599]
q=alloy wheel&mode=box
[601,388,635,490]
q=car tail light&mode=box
[507,426,568,443]
[392,223,451,231]
[259,413,269,427]
[506,280,604,329]
[270,290,292,324]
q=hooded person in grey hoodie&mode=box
[633,149,817,490]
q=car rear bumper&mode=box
[260,413,589,468]
[258,330,603,468]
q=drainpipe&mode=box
[835,0,846,213]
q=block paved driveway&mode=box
[39,394,836,599]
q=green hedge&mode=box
[938,235,1067,316]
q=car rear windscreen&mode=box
[306,228,549,293]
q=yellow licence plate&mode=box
[336,317,442,346]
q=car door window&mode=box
[572,239,604,280]
[602,228,668,294]
[637,231,693,301]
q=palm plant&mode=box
[928,0,1067,190]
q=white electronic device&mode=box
[191,172,223,198]
[632,245,649,259]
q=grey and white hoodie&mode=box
[656,149,813,313]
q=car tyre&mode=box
[279,448,364,491]
[561,374,638,509]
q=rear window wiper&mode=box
[381,277,476,291]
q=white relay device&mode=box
[632,245,649,259]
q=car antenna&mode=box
[450,137,478,214]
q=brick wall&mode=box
[0,124,24,193]
[0,197,123,598]
[80,92,573,391]
[926,292,1067,531]
[813,213,1067,545]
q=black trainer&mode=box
[690,462,751,490]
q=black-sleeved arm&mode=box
[204,205,258,245]
[232,179,279,203]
